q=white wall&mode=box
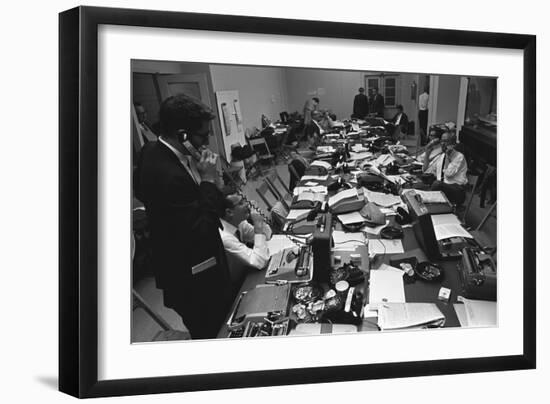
[209,64,288,132]
[285,67,362,120]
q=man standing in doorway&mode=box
[370,87,385,117]
[352,87,369,119]
[418,87,430,145]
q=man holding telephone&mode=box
[134,94,232,339]
[422,131,468,205]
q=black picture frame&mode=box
[59,5,536,398]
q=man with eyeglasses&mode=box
[134,93,232,340]
[422,131,468,205]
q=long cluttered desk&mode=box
[218,118,497,339]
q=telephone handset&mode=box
[177,130,203,161]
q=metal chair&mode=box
[265,171,292,211]
[248,137,275,174]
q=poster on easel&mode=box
[216,90,246,160]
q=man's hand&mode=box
[250,212,265,234]
[197,149,218,183]
[426,138,440,150]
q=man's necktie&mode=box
[440,154,447,181]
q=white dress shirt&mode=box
[158,137,202,184]
[419,92,429,110]
[219,219,270,270]
[425,149,468,185]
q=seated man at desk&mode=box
[416,128,443,164]
[220,193,272,283]
[386,104,409,140]
[422,131,468,205]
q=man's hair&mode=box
[312,97,320,103]
[221,193,241,217]
[396,104,404,111]
[358,87,365,93]
[159,94,215,136]
[133,101,143,108]
[443,131,457,144]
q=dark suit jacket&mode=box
[134,141,231,338]
[391,112,409,133]
[371,94,385,117]
[353,93,369,118]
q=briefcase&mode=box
[458,247,497,301]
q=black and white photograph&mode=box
[131,60,498,342]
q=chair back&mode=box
[265,171,291,210]
[249,137,273,158]
[255,181,276,211]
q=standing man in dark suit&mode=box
[352,87,369,119]
[370,87,385,117]
[134,94,231,340]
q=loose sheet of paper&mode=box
[415,190,447,203]
[293,185,327,195]
[433,223,473,241]
[430,213,462,227]
[328,188,358,207]
[368,239,404,255]
[310,160,332,170]
[368,270,405,304]
[337,211,367,225]
[332,230,366,247]
[267,235,300,256]
[364,190,402,207]
[286,209,311,221]
[377,303,445,330]
[301,174,329,181]
[457,296,497,327]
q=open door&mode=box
[156,73,223,156]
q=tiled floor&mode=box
[132,137,497,340]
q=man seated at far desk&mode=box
[220,193,272,278]
[422,131,468,205]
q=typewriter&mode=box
[226,284,291,338]
[458,246,497,301]
[265,245,313,284]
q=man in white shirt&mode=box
[220,194,272,283]
[418,88,429,145]
[423,131,468,205]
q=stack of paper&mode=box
[296,191,325,204]
[430,213,473,240]
[368,269,405,305]
[337,211,367,225]
[267,235,300,256]
[415,190,447,204]
[285,209,312,221]
[455,296,497,327]
[301,174,329,181]
[349,151,373,161]
[332,230,366,247]
[310,160,332,170]
[377,303,446,330]
[328,188,358,208]
[293,185,327,196]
